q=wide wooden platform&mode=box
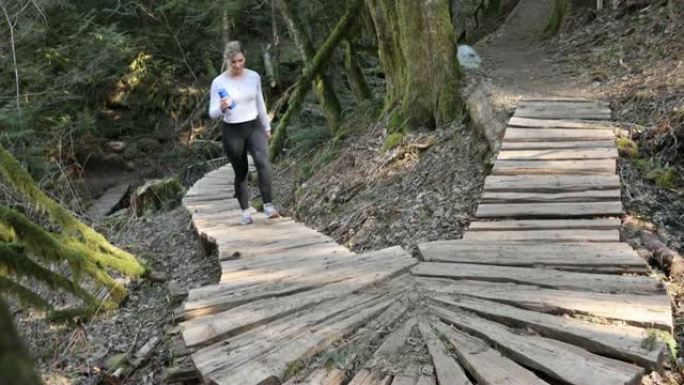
[178,99,672,385]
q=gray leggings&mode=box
[221,119,273,210]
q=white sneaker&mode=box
[240,211,253,225]
[263,203,280,219]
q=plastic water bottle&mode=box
[218,87,236,110]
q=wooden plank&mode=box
[431,307,644,385]
[195,294,396,385]
[184,248,415,319]
[483,175,620,192]
[476,202,623,218]
[418,242,645,273]
[411,262,664,294]
[391,376,417,385]
[514,108,612,121]
[416,375,436,385]
[430,321,551,385]
[371,318,417,364]
[348,370,391,385]
[468,218,622,231]
[497,148,618,160]
[430,296,665,370]
[508,117,617,129]
[182,255,414,348]
[517,100,610,108]
[501,140,616,150]
[504,128,615,142]
[417,278,672,329]
[417,321,472,385]
[481,190,621,203]
[462,229,620,243]
[492,159,616,175]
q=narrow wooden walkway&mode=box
[179,99,672,385]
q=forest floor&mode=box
[17,1,683,384]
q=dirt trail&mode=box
[476,0,599,99]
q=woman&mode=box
[209,41,279,225]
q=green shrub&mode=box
[545,0,570,36]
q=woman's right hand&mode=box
[220,97,234,112]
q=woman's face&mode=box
[229,53,246,75]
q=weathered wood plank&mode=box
[184,248,415,319]
[497,148,618,160]
[431,307,644,385]
[417,278,672,329]
[391,376,417,385]
[476,201,623,219]
[418,241,645,273]
[517,100,610,108]
[481,190,621,203]
[462,229,620,243]
[504,128,615,142]
[501,140,616,150]
[411,262,663,294]
[430,296,665,370]
[492,159,616,175]
[468,218,622,231]
[430,321,550,385]
[508,117,617,129]
[195,294,396,385]
[417,321,472,385]
[182,254,414,348]
[514,107,612,121]
[483,175,620,192]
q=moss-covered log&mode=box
[0,145,146,278]
[0,299,44,385]
[0,242,100,307]
[270,0,361,160]
[343,38,372,102]
[365,0,463,131]
[0,206,126,303]
[276,0,342,131]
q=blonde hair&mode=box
[221,41,244,71]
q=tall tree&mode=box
[364,0,463,132]
[276,0,342,132]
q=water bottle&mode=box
[218,87,236,110]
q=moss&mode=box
[383,132,405,151]
[0,299,44,385]
[0,145,146,278]
[616,137,638,158]
[545,0,570,36]
[283,359,305,381]
[647,168,678,189]
[641,329,678,358]
[133,177,185,216]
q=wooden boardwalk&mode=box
[178,99,672,385]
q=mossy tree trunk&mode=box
[342,38,372,102]
[364,0,463,132]
[276,0,342,132]
[0,299,43,385]
[270,0,361,160]
[0,145,146,315]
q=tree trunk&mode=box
[343,38,372,101]
[0,299,43,385]
[364,0,463,132]
[276,0,342,132]
[270,0,361,160]
[0,145,146,279]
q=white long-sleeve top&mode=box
[208,69,271,132]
